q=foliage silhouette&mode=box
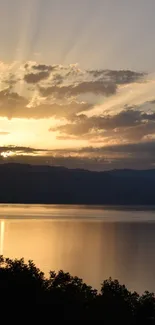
[0,256,154,323]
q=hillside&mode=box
[0,163,155,205]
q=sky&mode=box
[0,0,155,170]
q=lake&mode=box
[0,204,155,294]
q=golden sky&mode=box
[0,0,155,170]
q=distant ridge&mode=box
[0,163,155,205]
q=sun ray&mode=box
[86,74,155,117]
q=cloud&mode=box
[88,69,145,84]
[0,93,92,119]
[0,145,47,160]
[24,71,50,84]
[0,89,28,119]
[52,74,64,85]
[26,101,92,120]
[39,81,117,98]
[0,145,46,154]
[24,64,144,99]
[74,141,155,155]
[45,140,155,170]
[1,141,155,171]
[0,89,26,103]
[3,73,18,88]
[32,64,56,72]
[0,59,155,172]
[50,108,155,141]
[40,101,92,119]
[0,61,149,122]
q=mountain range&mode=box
[0,163,155,205]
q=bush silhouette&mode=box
[0,255,154,323]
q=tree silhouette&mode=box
[0,255,154,323]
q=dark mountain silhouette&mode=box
[0,163,155,204]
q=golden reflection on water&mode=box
[0,205,155,293]
[0,220,4,255]
[0,219,117,289]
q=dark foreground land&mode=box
[1,163,155,205]
[0,256,154,323]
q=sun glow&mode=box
[1,151,16,158]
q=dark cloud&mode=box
[46,141,155,170]
[24,71,50,84]
[1,141,155,171]
[32,64,56,72]
[88,69,145,84]
[40,81,116,98]
[50,109,155,141]
[118,121,155,141]
[23,141,155,157]
[52,74,64,85]
[149,99,155,104]
[24,63,29,70]
[0,89,26,102]
[70,81,116,95]
[141,112,155,120]
[0,145,46,154]
[74,141,155,155]
[22,64,148,107]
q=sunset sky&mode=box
[0,0,155,170]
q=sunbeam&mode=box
[86,74,155,117]
[0,1,154,170]
[15,0,42,62]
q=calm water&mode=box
[0,204,155,293]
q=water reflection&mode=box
[0,220,4,255]
[0,213,155,293]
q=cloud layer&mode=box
[0,60,154,170]
[1,141,155,171]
